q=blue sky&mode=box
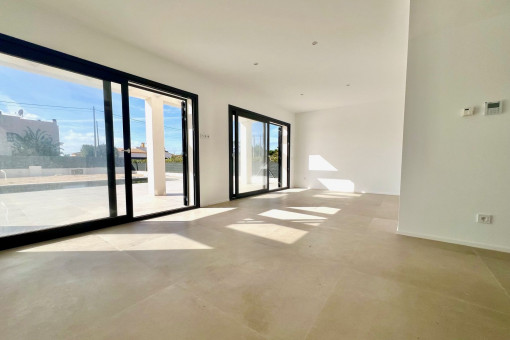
[236,119,280,151]
[248,121,279,151]
[268,124,279,151]
[0,64,183,155]
[0,63,279,155]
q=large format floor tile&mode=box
[0,236,172,340]
[307,267,510,340]
[178,252,342,339]
[1,189,509,339]
[77,285,264,340]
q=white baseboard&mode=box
[297,186,400,196]
[396,229,510,254]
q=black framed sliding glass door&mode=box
[229,105,290,199]
[0,33,200,250]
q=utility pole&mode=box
[96,121,100,146]
[93,106,97,157]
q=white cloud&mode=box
[0,94,40,120]
[60,129,94,154]
[23,112,40,120]
[113,137,124,148]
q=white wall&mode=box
[0,1,295,206]
[294,99,404,195]
[399,0,510,252]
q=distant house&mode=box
[117,142,175,160]
[0,110,59,156]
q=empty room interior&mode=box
[1,0,510,339]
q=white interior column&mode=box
[239,118,253,187]
[145,95,166,196]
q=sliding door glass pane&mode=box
[163,103,185,204]
[128,86,186,217]
[269,124,280,190]
[112,83,126,216]
[281,125,289,188]
[0,53,125,237]
[184,99,195,206]
[237,116,267,194]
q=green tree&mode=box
[11,127,61,156]
[269,149,279,163]
[166,154,183,163]
[80,144,96,157]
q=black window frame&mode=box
[228,105,291,200]
[0,33,200,250]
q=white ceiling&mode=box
[31,0,410,113]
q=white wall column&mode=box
[145,95,166,196]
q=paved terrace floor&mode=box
[0,173,144,186]
[0,189,509,339]
[0,174,184,237]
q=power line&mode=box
[0,100,95,111]
[113,114,181,131]
[1,100,183,131]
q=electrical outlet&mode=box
[476,214,493,224]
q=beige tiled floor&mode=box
[1,188,509,339]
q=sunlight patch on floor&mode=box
[19,235,116,252]
[20,233,213,252]
[154,208,236,221]
[289,207,340,215]
[259,209,326,221]
[226,222,308,244]
[127,234,213,250]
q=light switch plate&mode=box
[461,107,474,117]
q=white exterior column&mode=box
[281,126,288,187]
[239,119,253,186]
[145,95,166,196]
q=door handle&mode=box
[124,148,131,154]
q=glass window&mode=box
[128,85,189,217]
[0,53,126,237]
[237,116,268,194]
[230,108,290,198]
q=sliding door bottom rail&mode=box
[230,186,290,200]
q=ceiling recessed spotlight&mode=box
[312,41,318,46]
[253,62,259,66]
